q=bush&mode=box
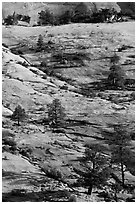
[37,34,44,49]
[19,146,33,157]
[60,84,68,90]
[3,137,16,147]
[59,10,72,25]
[2,137,17,153]
[11,189,27,196]
[38,10,54,25]
[2,145,10,153]
[4,15,14,25]
[130,92,135,100]
[40,61,47,67]
[42,166,64,181]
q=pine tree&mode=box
[74,143,111,195]
[11,105,26,126]
[37,34,44,49]
[47,98,66,129]
[103,124,133,188]
[108,53,125,89]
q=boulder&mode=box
[2,46,30,66]
[2,106,13,116]
[26,124,39,131]
[2,152,40,173]
[17,21,29,27]
[2,128,15,139]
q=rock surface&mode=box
[2,106,13,116]
[2,21,135,202]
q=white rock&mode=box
[27,124,39,130]
[2,46,30,66]
[2,106,13,116]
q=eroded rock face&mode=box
[2,47,53,111]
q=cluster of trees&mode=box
[74,124,134,200]
[36,35,133,91]
[38,8,119,26]
[10,98,134,200]
[3,12,30,25]
[37,34,133,91]
[107,52,135,90]
[38,9,72,26]
[11,99,66,129]
[37,7,135,26]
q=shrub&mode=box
[3,136,16,146]
[60,84,68,90]
[19,146,33,157]
[11,189,27,196]
[110,53,120,64]
[130,92,135,100]
[37,34,44,50]
[4,15,14,25]
[2,136,17,153]
[40,61,47,67]
[59,10,72,24]
[42,166,64,181]
[2,145,10,153]
[38,10,54,25]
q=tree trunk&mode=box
[17,117,20,126]
[88,185,93,195]
[121,162,125,188]
[114,191,118,202]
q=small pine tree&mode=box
[37,34,44,49]
[108,65,125,88]
[110,53,120,64]
[108,53,125,89]
[47,98,66,129]
[11,105,26,126]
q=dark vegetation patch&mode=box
[117,45,134,52]
[127,55,135,59]
[2,189,71,202]
[2,131,17,154]
[41,166,64,182]
[18,145,33,158]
